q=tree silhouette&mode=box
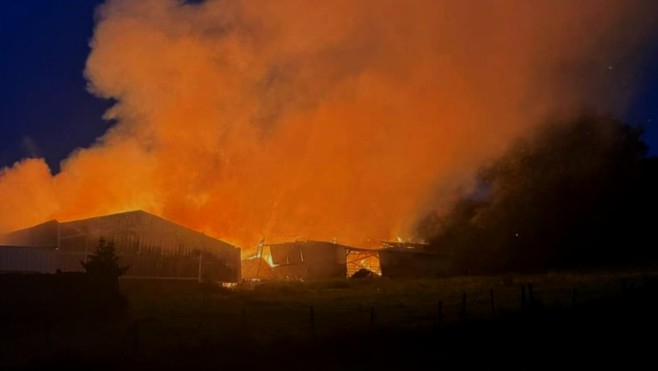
[422,114,657,274]
[81,237,129,291]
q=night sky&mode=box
[0,1,112,172]
[1,1,657,173]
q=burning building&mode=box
[243,239,450,281]
[0,210,240,283]
[241,255,275,281]
[378,242,450,278]
[257,240,349,281]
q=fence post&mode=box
[528,283,534,310]
[309,306,316,336]
[490,289,495,316]
[44,320,52,348]
[133,320,140,353]
[461,292,467,316]
[571,288,578,308]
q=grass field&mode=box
[3,268,658,370]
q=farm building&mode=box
[259,240,349,280]
[241,256,275,280]
[0,245,58,274]
[378,242,450,278]
[242,240,449,281]
[344,247,382,277]
[0,210,241,283]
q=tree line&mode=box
[419,114,658,274]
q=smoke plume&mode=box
[1,0,656,251]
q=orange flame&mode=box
[1,0,655,253]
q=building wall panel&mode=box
[1,211,241,282]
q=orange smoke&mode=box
[0,0,656,252]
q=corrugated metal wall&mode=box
[269,241,347,280]
[0,220,59,247]
[0,211,241,282]
[0,246,57,273]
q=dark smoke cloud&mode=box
[0,0,657,253]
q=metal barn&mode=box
[0,210,241,282]
[266,240,348,280]
[378,242,449,278]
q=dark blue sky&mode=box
[623,42,658,148]
[0,1,112,172]
[1,1,657,173]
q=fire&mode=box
[0,0,655,254]
[346,252,382,277]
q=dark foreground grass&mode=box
[2,268,658,370]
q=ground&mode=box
[2,268,658,370]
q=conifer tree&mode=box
[81,237,129,291]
